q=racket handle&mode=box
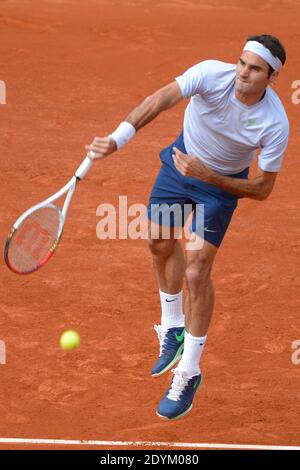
[75,153,94,180]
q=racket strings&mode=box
[7,206,62,273]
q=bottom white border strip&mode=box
[0,438,299,450]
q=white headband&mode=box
[243,40,282,71]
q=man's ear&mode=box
[269,71,279,84]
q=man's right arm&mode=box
[125,80,183,131]
[86,81,183,159]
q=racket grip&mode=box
[75,154,94,180]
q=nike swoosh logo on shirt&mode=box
[175,330,185,342]
[166,299,177,303]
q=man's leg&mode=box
[184,236,217,336]
[157,235,218,420]
[147,224,185,295]
[147,223,186,377]
[177,236,218,376]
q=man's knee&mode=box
[147,222,180,258]
[147,237,177,259]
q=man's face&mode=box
[235,51,276,95]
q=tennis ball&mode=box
[60,330,80,350]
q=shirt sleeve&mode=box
[258,120,290,172]
[175,61,208,99]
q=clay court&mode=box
[0,0,300,451]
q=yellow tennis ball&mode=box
[60,330,80,350]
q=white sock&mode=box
[159,289,185,329]
[177,331,207,377]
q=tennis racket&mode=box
[4,152,95,275]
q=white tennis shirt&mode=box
[175,60,289,175]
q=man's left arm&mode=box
[172,147,277,201]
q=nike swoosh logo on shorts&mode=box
[204,227,217,233]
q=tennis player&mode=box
[86,35,289,420]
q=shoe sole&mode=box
[151,345,184,378]
[156,404,193,421]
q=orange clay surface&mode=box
[0,0,300,450]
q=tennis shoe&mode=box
[151,325,184,377]
[156,368,202,420]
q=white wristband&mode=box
[109,121,136,149]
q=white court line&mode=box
[0,438,299,450]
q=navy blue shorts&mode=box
[147,132,249,247]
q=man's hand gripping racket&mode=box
[4,152,96,275]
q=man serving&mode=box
[86,34,289,420]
